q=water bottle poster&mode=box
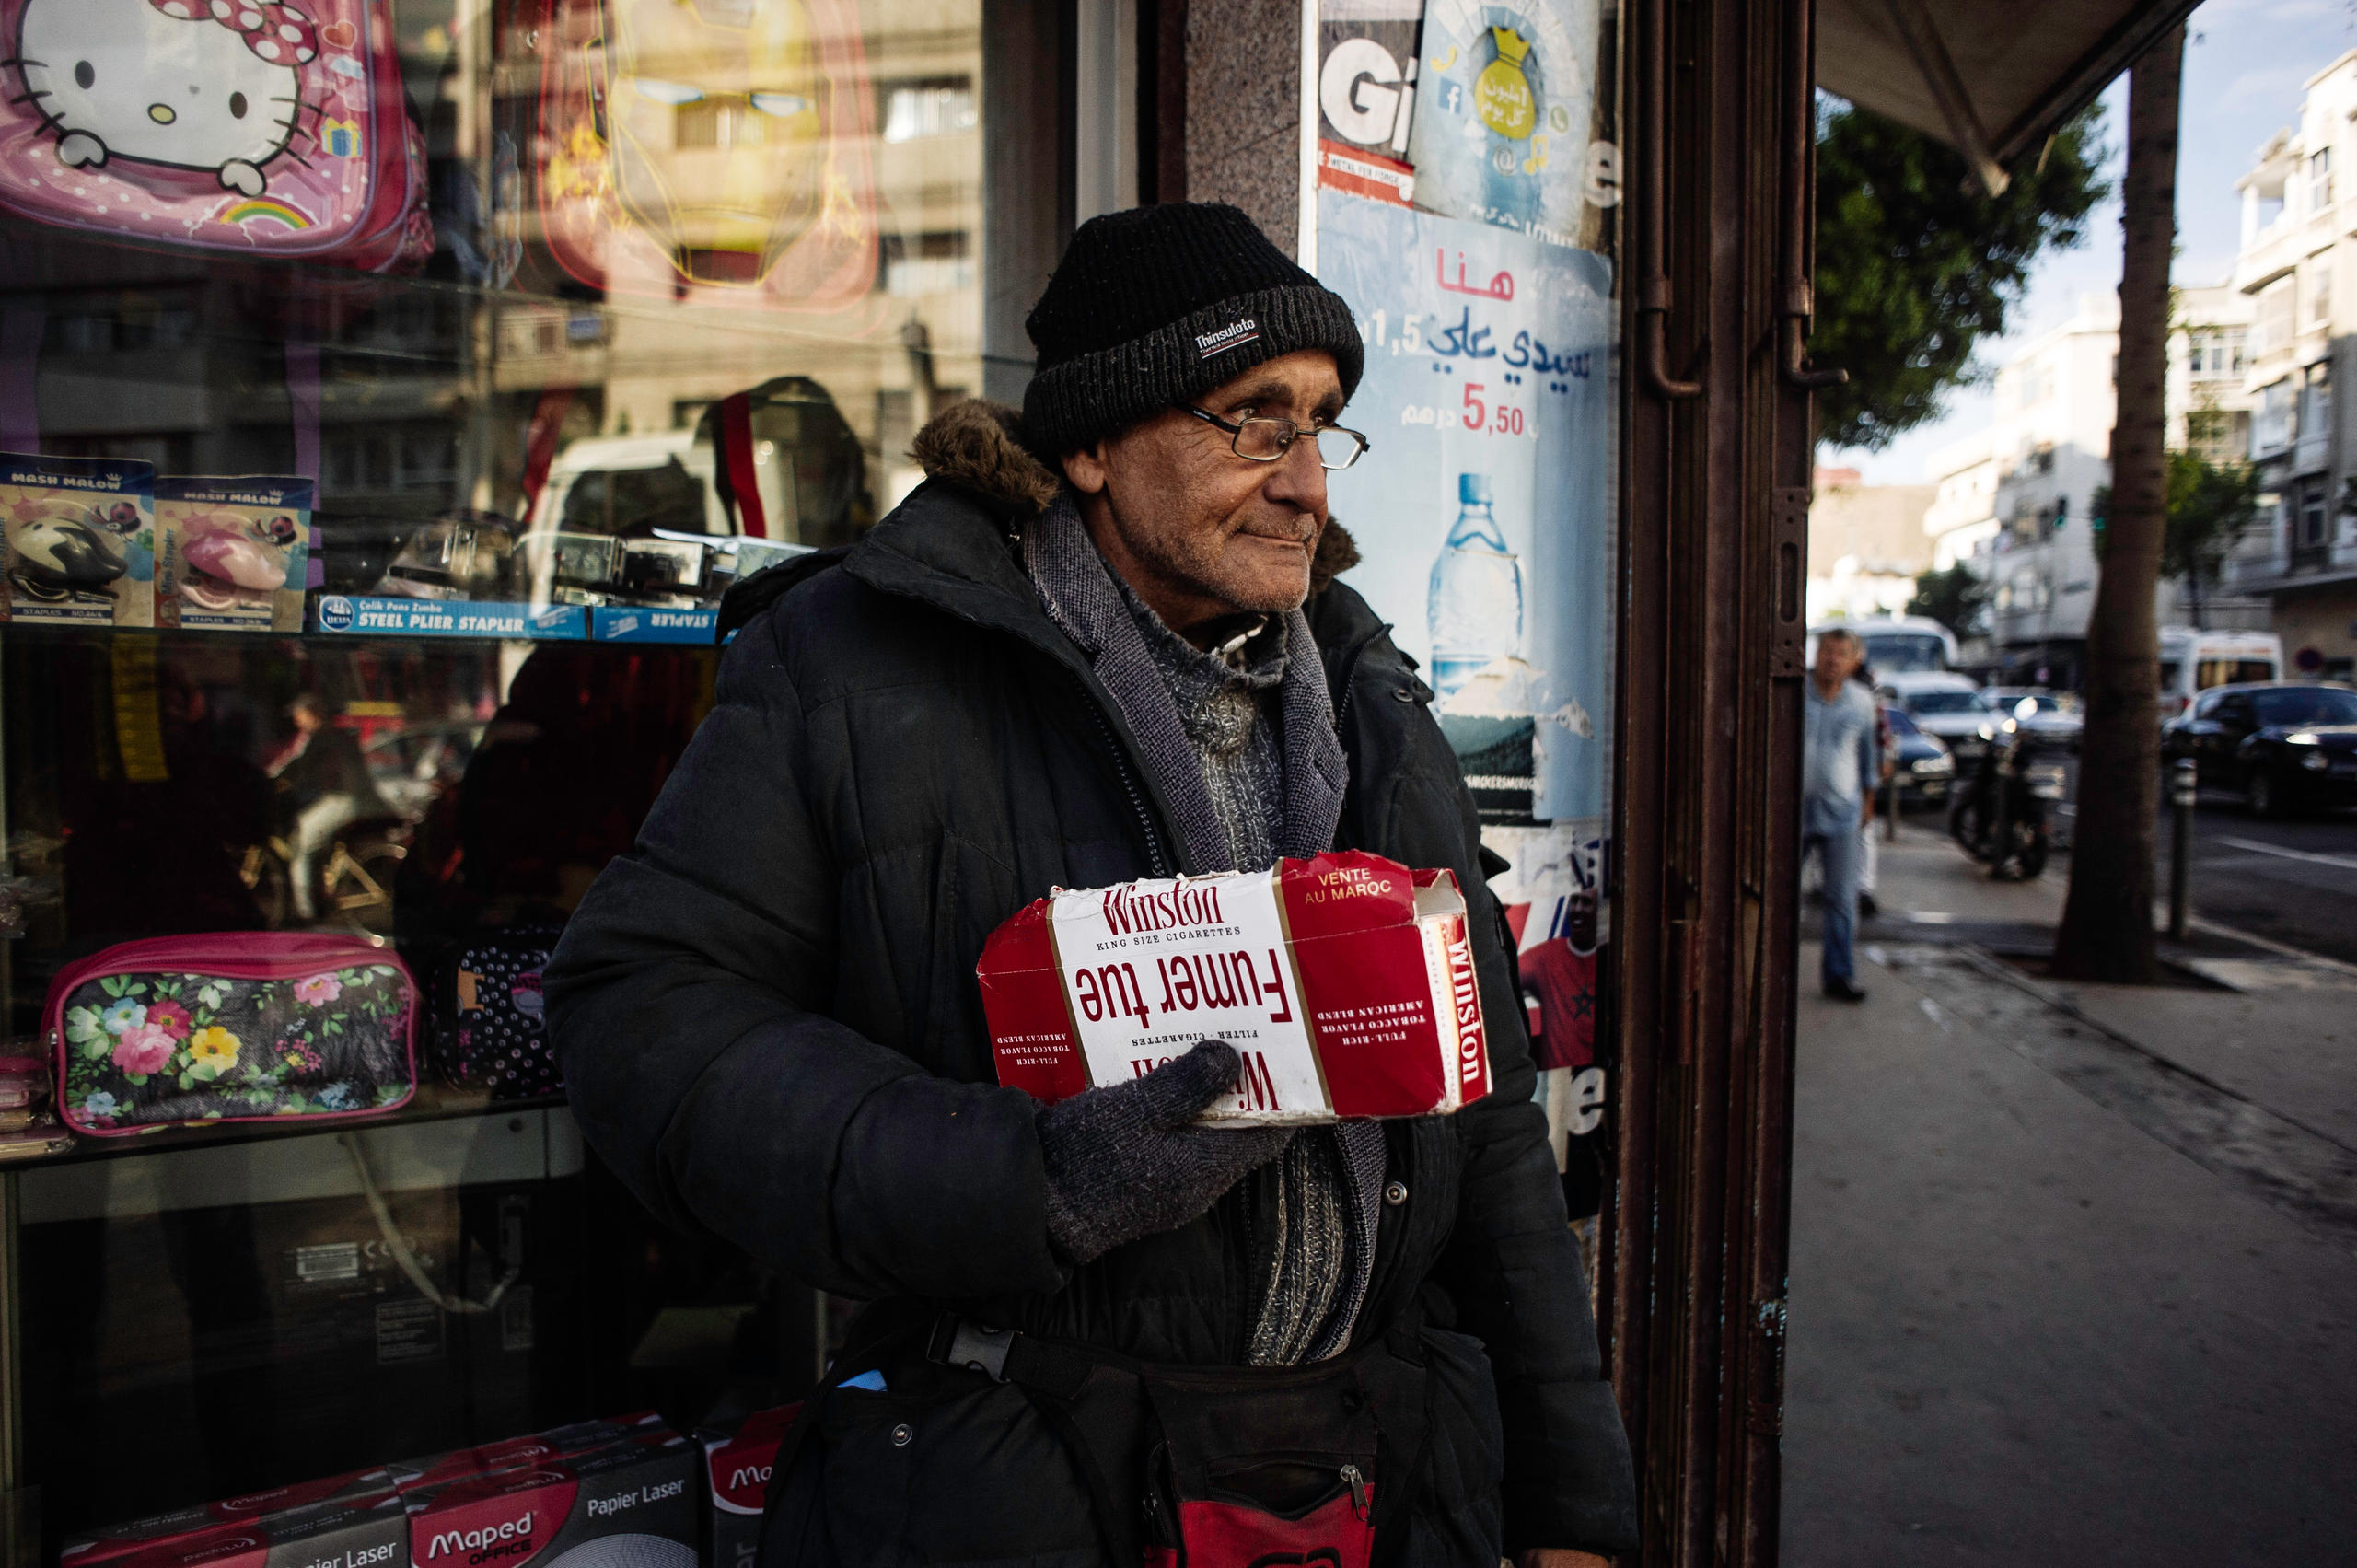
[1317,191,1613,830]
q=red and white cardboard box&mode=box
[391,1411,673,1493]
[62,1470,402,1566]
[401,1428,696,1568]
[695,1405,799,1568]
[65,1494,407,1568]
[978,851,1492,1124]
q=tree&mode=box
[1904,563,1991,639]
[1814,104,2111,451]
[2087,449,2259,625]
[2053,27,2183,986]
[2162,447,2260,628]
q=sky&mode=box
[1823,0,2357,484]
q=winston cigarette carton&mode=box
[978,851,1492,1124]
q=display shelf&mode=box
[0,610,727,650]
[8,1082,567,1171]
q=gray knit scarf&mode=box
[1025,490,1387,1365]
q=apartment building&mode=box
[2228,50,2357,680]
[1921,288,2263,684]
[1805,467,1937,623]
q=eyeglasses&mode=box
[1179,405,1370,470]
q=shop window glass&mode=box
[0,0,1062,1550]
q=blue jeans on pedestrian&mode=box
[1805,808,1862,986]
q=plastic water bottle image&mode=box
[1427,472,1523,695]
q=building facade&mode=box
[2226,50,2357,681]
[1921,288,2263,685]
[1805,469,1937,623]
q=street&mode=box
[1783,819,2357,1564]
[2154,798,2357,967]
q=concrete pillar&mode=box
[1184,0,1303,256]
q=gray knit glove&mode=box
[1037,1040,1295,1265]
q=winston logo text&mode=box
[1099,880,1227,935]
[1131,1046,1283,1112]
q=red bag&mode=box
[1139,1361,1378,1568]
[0,0,427,271]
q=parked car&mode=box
[2161,681,2357,818]
[1884,707,1954,804]
[1881,671,1991,767]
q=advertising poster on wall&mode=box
[1316,0,1427,207]
[1316,190,1614,1074]
[1404,0,1608,248]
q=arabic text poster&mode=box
[1406,0,1608,248]
[1318,192,1614,833]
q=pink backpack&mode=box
[0,0,428,270]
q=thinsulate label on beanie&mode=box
[978,852,1492,1123]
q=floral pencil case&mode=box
[48,934,418,1136]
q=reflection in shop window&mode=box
[881,76,978,143]
[880,230,975,296]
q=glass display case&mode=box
[0,0,1069,1556]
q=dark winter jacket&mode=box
[545,401,1639,1563]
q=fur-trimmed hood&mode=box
[907,399,1362,594]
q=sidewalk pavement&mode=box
[1781,820,2357,1565]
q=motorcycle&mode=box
[1947,701,2071,879]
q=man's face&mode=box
[1064,350,1341,631]
[1815,633,1860,686]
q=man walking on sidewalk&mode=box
[549,202,1635,1567]
[1806,627,1879,1001]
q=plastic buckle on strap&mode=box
[946,1320,1017,1382]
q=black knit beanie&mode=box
[1022,203,1364,456]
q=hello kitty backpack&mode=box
[0,0,428,270]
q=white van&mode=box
[2157,629,2281,721]
[1806,615,1961,675]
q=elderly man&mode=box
[1805,627,1880,1001]
[548,202,1637,1567]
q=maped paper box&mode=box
[157,477,313,632]
[402,1427,697,1568]
[391,1411,674,1493]
[0,452,156,627]
[978,851,1492,1124]
[62,1469,401,1565]
[695,1406,799,1568]
[65,1491,406,1568]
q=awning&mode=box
[1817,0,2203,192]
